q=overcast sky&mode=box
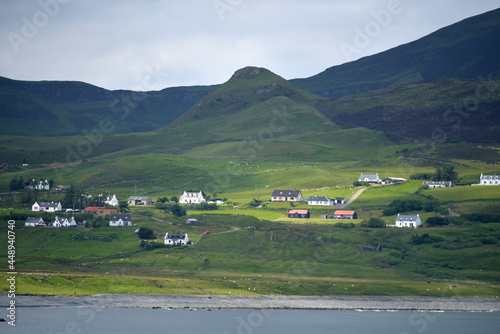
[1,0,499,91]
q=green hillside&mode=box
[291,8,500,98]
[0,76,215,136]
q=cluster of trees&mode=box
[155,202,217,216]
[383,196,446,216]
[410,164,459,183]
[411,233,443,245]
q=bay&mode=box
[8,307,500,334]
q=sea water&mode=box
[8,307,500,333]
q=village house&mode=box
[288,209,310,219]
[105,194,119,206]
[423,181,454,188]
[479,174,499,185]
[53,216,77,228]
[27,179,50,190]
[85,207,118,217]
[358,173,382,184]
[25,217,46,227]
[179,191,206,204]
[394,214,421,229]
[271,190,303,202]
[127,196,153,206]
[185,218,199,224]
[109,214,132,227]
[32,201,62,212]
[164,233,190,245]
[334,197,345,205]
[307,195,333,206]
[332,210,357,219]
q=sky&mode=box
[1,0,499,91]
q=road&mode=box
[337,187,368,209]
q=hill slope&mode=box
[0,76,215,136]
[291,8,500,98]
[161,67,334,146]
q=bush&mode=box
[170,204,186,217]
[366,218,386,228]
[425,216,449,226]
[137,227,155,240]
[411,233,444,245]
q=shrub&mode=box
[137,227,155,240]
[366,218,386,228]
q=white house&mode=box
[28,179,50,190]
[358,173,382,184]
[179,191,206,204]
[164,233,190,245]
[394,214,421,229]
[53,216,77,228]
[307,195,334,206]
[334,197,345,205]
[109,214,132,227]
[25,217,46,227]
[105,194,119,206]
[32,201,62,212]
[271,190,303,202]
[423,181,454,188]
[479,174,499,185]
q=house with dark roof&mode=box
[127,196,153,205]
[109,214,132,227]
[164,233,190,245]
[307,195,333,206]
[332,210,357,219]
[423,181,454,188]
[394,214,421,229]
[288,209,310,218]
[271,190,303,202]
[25,217,46,227]
[358,173,382,184]
[32,201,62,212]
[52,216,77,228]
[334,197,345,205]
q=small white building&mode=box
[105,194,119,206]
[25,217,46,227]
[394,214,421,229]
[109,214,132,227]
[479,174,499,185]
[307,195,334,206]
[164,233,190,245]
[53,216,77,228]
[423,181,453,188]
[358,173,382,184]
[32,201,62,212]
[179,191,206,204]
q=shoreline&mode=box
[3,294,500,312]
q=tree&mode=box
[119,201,129,212]
[433,164,458,182]
[170,204,186,217]
[137,227,155,240]
[157,196,169,203]
[170,195,178,203]
[366,217,386,228]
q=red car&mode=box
[203,231,211,235]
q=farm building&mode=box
[423,181,454,188]
[271,190,303,202]
[85,207,118,217]
[288,209,310,218]
[332,210,357,219]
[127,196,153,206]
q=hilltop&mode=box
[290,8,500,98]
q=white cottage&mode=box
[179,191,206,204]
[164,233,190,245]
[307,195,334,206]
[25,217,46,227]
[358,173,382,184]
[32,201,62,212]
[109,214,132,227]
[479,174,499,185]
[395,214,421,229]
[423,181,454,188]
[53,216,77,227]
[105,194,119,206]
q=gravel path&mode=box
[3,294,499,311]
